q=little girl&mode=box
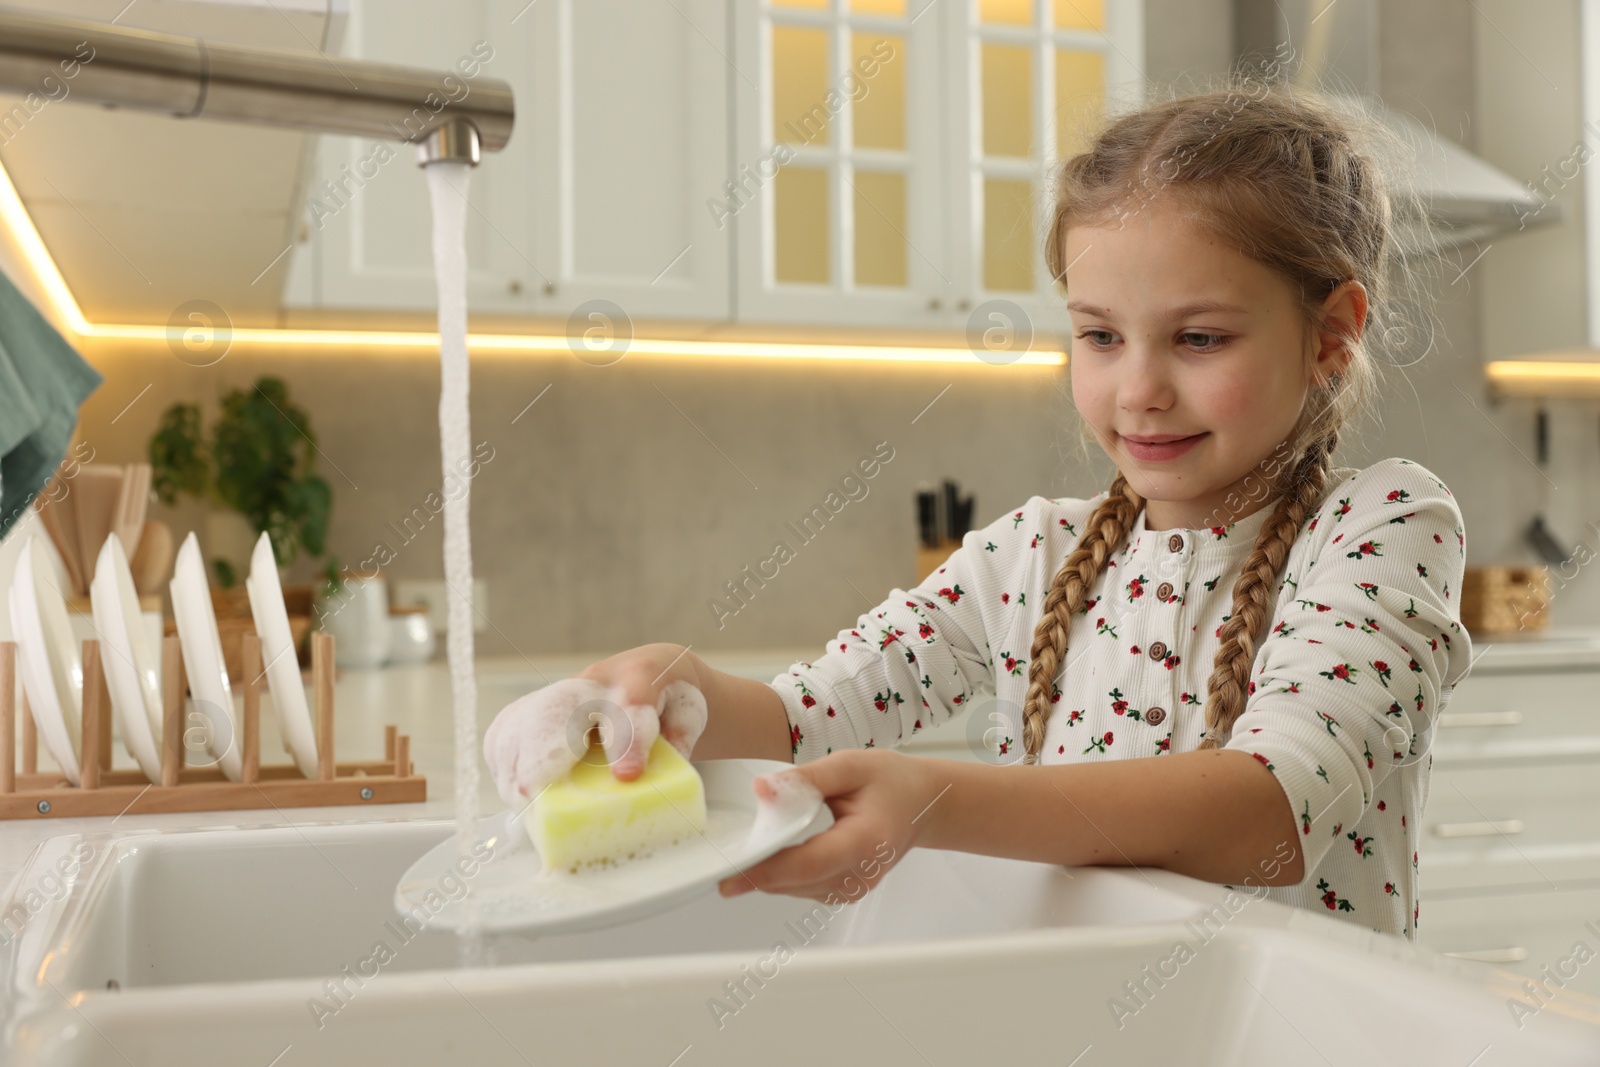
[484,79,1472,942]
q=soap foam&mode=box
[746,771,825,846]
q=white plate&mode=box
[395,759,834,936]
[244,532,317,778]
[8,536,82,784]
[170,531,241,781]
[90,533,164,783]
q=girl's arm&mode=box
[690,660,795,764]
[913,749,1305,887]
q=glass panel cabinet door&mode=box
[947,0,1143,337]
[735,0,1141,333]
[734,0,950,327]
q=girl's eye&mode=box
[1182,331,1228,351]
[1072,330,1229,351]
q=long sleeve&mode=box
[1223,457,1472,886]
[768,500,1046,762]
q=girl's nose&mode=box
[1117,345,1175,410]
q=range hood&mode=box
[1236,0,1552,252]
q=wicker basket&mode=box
[1461,565,1551,635]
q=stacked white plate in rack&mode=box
[8,536,84,785]
[243,532,318,778]
[8,524,321,786]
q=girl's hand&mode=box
[483,643,709,806]
[718,749,938,903]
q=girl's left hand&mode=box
[718,748,939,903]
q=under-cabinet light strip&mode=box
[0,157,1063,367]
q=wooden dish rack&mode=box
[0,631,426,819]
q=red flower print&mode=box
[1317,877,1353,912]
[801,694,816,709]
[1345,539,1383,560]
[937,585,963,604]
[826,706,836,718]
[790,724,803,753]
[1319,662,1358,684]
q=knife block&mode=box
[916,537,962,587]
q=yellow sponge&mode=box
[525,736,707,873]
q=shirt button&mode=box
[1146,706,1167,726]
[1167,534,1185,553]
[1148,641,1168,660]
[1155,581,1173,600]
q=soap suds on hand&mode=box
[746,771,824,845]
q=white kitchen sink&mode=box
[2,819,1597,1065]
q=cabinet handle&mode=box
[927,297,943,311]
[1430,819,1524,838]
[1438,710,1524,728]
[1444,946,1529,964]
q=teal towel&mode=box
[0,265,102,541]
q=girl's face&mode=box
[1063,197,1365,532]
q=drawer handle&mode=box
[1431,819,1525,838]
[1444,946,1529,964]
[1438,710,1524,728]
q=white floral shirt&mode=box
[768,457,1473,939]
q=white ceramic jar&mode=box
[320,574,392,668]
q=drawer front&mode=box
[1434,670,1600,759]
[1423,761,1600,891]
[1421,885,1600,1007]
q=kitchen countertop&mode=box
[2,628,1597,892]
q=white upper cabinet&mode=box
[283,0,537,314]
[730,0,1144,335]
[285,0,1143,336]
[521,0,732,322]
[285,0,731,321]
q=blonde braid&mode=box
[1021,473,1144,764]
[1196,429,1340,750]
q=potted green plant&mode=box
[148,376,333,588]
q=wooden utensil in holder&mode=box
[0,632,425,819]
[1461,565,1551,635]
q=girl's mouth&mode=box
[1122,432,1208,462]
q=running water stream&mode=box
[424,159,483,951]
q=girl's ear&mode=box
[1312,279,1366,380]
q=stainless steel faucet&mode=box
[0,7,513,167]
